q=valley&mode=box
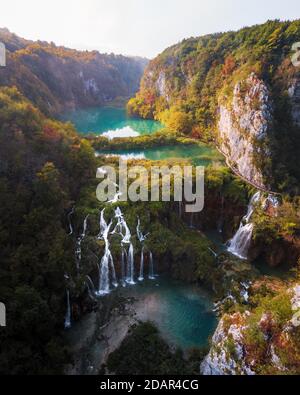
[1,19,300,376]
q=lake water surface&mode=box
[62,107,162,138]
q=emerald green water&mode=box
[98,144,223,166]
[121,277,217,350]
[62,107,162,137]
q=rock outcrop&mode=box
[201,280,300,375]
[218,73,272,190]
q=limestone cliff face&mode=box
[201,281,300,376]
[218,73,273,190]
[201,312,255,376]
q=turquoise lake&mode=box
[120,277,217,350]
[98,144,223,166]
[62,107,162,138]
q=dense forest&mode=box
[0,28,148,116]
[128,20,300,193]
[1,21,300,375]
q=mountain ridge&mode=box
[0,28,148,116]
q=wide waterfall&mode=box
[69,205,154,298]
[227,192,261,260]
[64,289,71,329]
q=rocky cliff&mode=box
[0,28,148,115]
[128,20,300,192]
[201,279,300,375]
[218,73,272,190]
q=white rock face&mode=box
[218,73,272,189]
[155,71,170,102]
[201,313,255,376]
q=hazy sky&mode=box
[0,0,299,58]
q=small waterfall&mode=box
[112,207,131,244]
[126,243,135,285]
[98,209,107,239]
[75,215,89,271]
[121,247,127,287]
[138,247,144,281]
[148,251,155,280]
[67,207,75,236]
[64,290,71,329]
[228,192,261,260]
[82,215,89,238]
[136,218,148,282]
[97,210,118,296]
[208,247,218,258]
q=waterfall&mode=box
[82,215,89,238]
[64,290,71,329]
[121,247,127,287]
[227,192,261,260]
[138,247,144,281]
[208,247,218,258]
[75,215,89,271]
[67,207,75,236]
[97,210,118,296]
[148,251,155,280]
[136,218,148,282]
[126,243,135,285]
[98,209,107,239]
[112,207,131,244]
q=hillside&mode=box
[0,28,148,116]
[128,20,300,193]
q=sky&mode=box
[0,0,299,58]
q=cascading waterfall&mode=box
[97,210,118,296]
[71,205,152,300]
[148,251,155,280]
[112,207,136,285]
[227,192,261,260]
[64,289,71,329]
